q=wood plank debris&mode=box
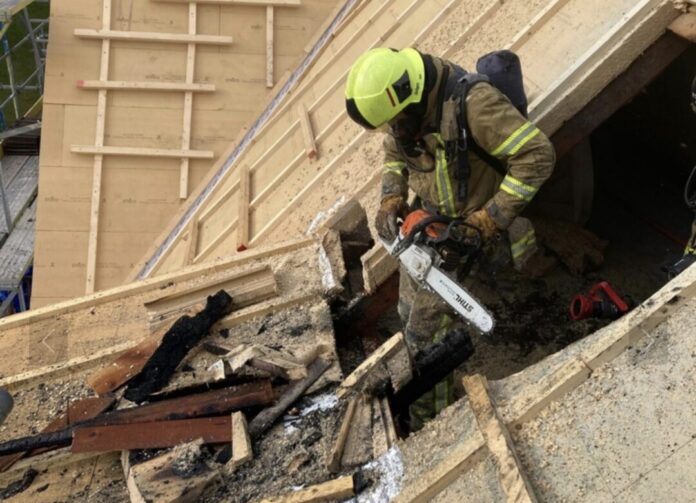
[222,343,308,380]
[87,334,163,396]
[124,290,233,403]
[126,439,220,503]
[230,411,253,469]
[71,416,231,452]
[0,395,115,472]
[260,474,355,503]
[102,381,274,425]
[327,397,357,473]
[336,332,407,398]
[0,381,273,457]
[463,375,539,503]
[372,396,397,459]
[248,357,332,439]
[339,394,372,469]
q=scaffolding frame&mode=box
[0,0,47,129]
[0,0,46,316]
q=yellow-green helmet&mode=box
[345,48,425,129]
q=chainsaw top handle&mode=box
[392,214,482,256]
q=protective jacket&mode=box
[381,53,555,263]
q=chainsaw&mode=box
[381,209,495,334]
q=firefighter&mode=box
[345,48,556,428]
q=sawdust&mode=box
[0,379,92,441]
[511,297,696,502]
[202,389,343,503]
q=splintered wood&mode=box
[260,475,355,503]
[337,332,408,398]
[126,440,219,503]
[230,411,253,469]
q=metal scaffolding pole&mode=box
[21,8,42,91]
[2,36,18,120]
[0,160,12,233]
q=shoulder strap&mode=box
[456,75,507,178]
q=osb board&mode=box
[33,0,343,307]
[135,0,679,278]
[0,238,328,383]
[393,264,696,502]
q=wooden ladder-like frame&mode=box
[75,0,301,294]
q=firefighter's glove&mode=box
[463,208,499,242]
[376,195,409,242]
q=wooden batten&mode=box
[84,0,112,296]
[260,475,355,503]
[70,145,215,159]
[76,80,216,92]
[463,375,539,503]
[74,28,234,45]
[266,5,275,88]
[298,102,318,159]
[237,165,252,251]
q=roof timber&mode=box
[32,0,346,306]
[133,0,683,279]
[0,237,335,390]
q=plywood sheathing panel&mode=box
[137,0,680,278]
[511,296,696,502]
[34,0,343,305]
[394,263,696,501]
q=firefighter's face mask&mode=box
[389,111,426,158]
[389,111,420,141]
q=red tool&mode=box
[570,281,630,321]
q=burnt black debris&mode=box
[391,328,475,420]
[124,291,234,404]
[0,468,39,499]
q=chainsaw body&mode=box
[382,210,495,334]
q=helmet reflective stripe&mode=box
[345,48,425,129]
